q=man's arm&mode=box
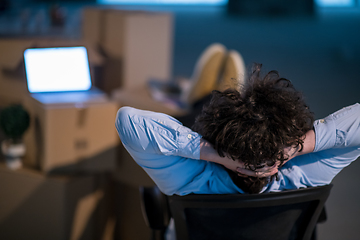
[116,106,266,176]
[200,139,244,172]
[200,138,280,177]
[279,103,360,187]
[238,103,360,183]
[236,128,316,177]
[116,107,241,195]
[313,103,360,151]
[116,106,201,160]
[285,129,316,160]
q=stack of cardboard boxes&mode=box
[0,6,174,240]
[0,39,119,239]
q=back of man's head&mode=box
[192,63,314,193]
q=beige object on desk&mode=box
[181,43,227,105]
[216,49,246,92]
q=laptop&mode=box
[24,46,107,105]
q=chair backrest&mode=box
[140,186,171,231]
[216,49,246,92]
[168,185,332,240]
[181,43,227,105]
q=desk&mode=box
[112,85,188,117]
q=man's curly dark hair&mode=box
[192,63,314,193]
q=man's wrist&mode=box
[200,138,219,162]
[298,129,316,157]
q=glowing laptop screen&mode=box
[24,46,92,93]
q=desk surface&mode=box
[112,85,188,117]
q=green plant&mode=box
[0,104,30,143]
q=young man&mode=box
[115,64,360,195]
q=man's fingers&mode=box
[236,164,279,177]
[237,172,249,178]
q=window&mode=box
[315,0,356,7]
[99,0,227,5]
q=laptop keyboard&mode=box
[32,91,108,105]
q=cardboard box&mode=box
[82,8,173,92]
[0,164,112,240]
[22,97,119,173]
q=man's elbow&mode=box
[115,106,135,141]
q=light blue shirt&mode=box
[115,103,360,196]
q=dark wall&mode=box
[227,0,315,16]
[0,0,95,11]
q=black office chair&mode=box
[140,185,332,240]
[140,186,171,240]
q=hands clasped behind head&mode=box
[192,63,314,193]
[236,161,280,178]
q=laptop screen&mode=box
[24,46,92,93]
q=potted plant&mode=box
[0,104,30,169]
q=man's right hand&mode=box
[236,129,316,178]
[200,138,279,177]
[236,162,280,178]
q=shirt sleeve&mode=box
[115,106,201,160]
[313,103,360,152]
[278,103,360,188]
[115,106,212,195]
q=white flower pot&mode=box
[1,140,25,170]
